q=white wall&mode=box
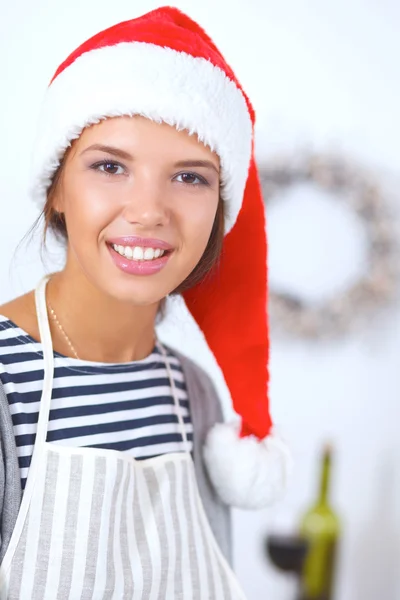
[1,1,400,598]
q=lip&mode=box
[107,243,171,276]
[107,236,174,250]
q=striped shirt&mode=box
[0,315,193,490]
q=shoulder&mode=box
[166,345,224,423]
[169,346,217,391]
[0,292,38,373]
[0,291,37,338]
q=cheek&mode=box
[62,179,118,242]
[179,193,219,251]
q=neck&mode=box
[46,268,159,363]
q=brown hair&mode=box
[43,155,225,295]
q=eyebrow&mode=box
[80,144,133,160]
[173,160,220,174]
[81,144,220,174]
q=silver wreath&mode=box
[259,153,399,339]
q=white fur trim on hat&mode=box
[203,422,292,509]
[30,42,253,233]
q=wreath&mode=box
[259,153,399,339]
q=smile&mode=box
[111,244,167,261]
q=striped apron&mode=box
[0,277,247,599]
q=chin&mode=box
[81,252,192,306]
[107,283,166,306]
[96,272,173,307]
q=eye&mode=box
[91,160,125,176]
[174,172,208,186]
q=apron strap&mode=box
[158,341,191,455]
[34,274,55,444]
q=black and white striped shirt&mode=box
[0,315,193,490]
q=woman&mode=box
[0,6,289,598]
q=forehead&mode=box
[71,115,220,165]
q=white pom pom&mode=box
[203,422,292,509]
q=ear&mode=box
[51,194,64,215]
[47,166,66,215]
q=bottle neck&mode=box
[318,448,331,506]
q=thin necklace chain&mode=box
[47,303,80,360]
[47,298,158,363]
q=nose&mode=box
[122,177,169,229]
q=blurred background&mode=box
[1,0,400,598]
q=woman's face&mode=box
[53,116,220,305]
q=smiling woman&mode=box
[0,6,289,599]
[44,117,225,297]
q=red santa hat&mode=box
[30,6,291,509]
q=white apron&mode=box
[0,276,247,600]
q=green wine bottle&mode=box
[299,445,340,600]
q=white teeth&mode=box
[112,244,168,261]
[144,248,155,261]
[124,246,133,259]
[132,246,144,260]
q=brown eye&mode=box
[175,172,208,186]
[91,160,125,176]
[100,162,124,175]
